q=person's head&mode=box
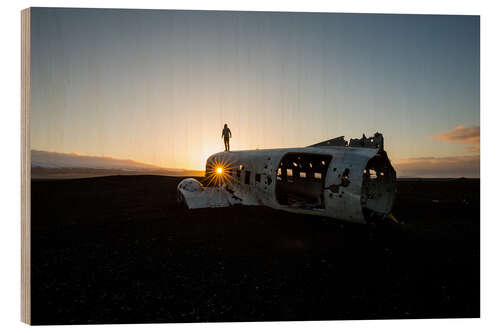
[224,124,228,128]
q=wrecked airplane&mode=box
[177,133,396,224]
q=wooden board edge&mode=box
[21,7,31,325]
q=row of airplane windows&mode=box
[225,167,322,187]
[277,168,322,180]
[224,166,272,186]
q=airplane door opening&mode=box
[276,153,332,209]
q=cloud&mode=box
[393,155,480,178]
[432,125,480,153]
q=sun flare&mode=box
[205,155,237,187]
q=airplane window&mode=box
[300,172,306,178]
[342,169,351,186]
[255,174,261,183]
[314,173,322,179]
[287,169,293,177]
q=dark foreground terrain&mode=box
[31,176,479,324]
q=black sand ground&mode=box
[30,176,479,324]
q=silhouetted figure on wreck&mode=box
[222,124,232,151]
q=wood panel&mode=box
[21,7,31,325]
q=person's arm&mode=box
[229,129,232,138]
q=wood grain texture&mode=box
[21,7,31,325]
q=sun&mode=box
[205,155,237,187]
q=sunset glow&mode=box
[29,9,479,177]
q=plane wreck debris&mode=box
[177,133,396,224]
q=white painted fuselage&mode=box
[177,139,396,224]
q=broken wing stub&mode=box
[177,178,231,209]
[177,178,250,209]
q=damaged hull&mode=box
[177,137,396,224]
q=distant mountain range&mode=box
[31,150,204,179]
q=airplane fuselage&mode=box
[177,139,396,224]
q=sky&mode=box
[30,8,480,177]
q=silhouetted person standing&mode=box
[222,124,232,151]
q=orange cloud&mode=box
[433,125,480,153]
[393,155,479,178]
